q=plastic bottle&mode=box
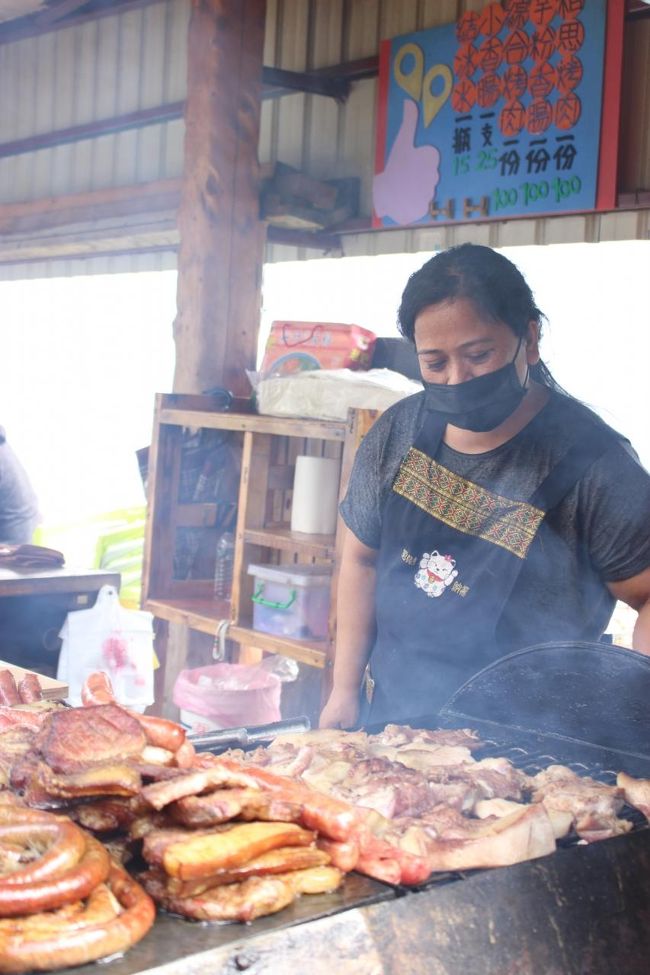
[213,531,235,599]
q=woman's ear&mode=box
[525,320,541,364]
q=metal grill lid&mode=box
[439,641,650,763]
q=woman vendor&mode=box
[320,244,650,729]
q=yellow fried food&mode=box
[162,822,315,879]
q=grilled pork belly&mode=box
[530,765,631,841]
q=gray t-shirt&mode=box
[340,391,650,650]
[0,429,40,543]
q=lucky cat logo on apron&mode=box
[414,550,459,598]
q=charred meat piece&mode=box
[34,705,147,772]
[69,796,149,833]
[0,671,21,706]
[141,765,261,811]
[34,761,142,799]
[143,871,297,922]
[168,788,302,828]
[143,866,342,922]
[17,673,43,704]
[0,728,35,788]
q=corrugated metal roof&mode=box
[0,0,647,278]
[0,0,188,202]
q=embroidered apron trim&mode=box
[392,447,545,559]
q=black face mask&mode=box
[422,344,528,433]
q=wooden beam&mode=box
[0,103,185,160]
[34,0,91,28]
[173,0,267,397]
[0,179,181,235]
[0,0,160,44]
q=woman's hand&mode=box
[319,687,360,730]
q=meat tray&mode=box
[64,642,650,975]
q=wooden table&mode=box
[0,566,121,676]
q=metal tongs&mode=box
[187,715,311,753]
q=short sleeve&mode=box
[339,411,395,550]
[580,440,650,582]
[0,441,40,543]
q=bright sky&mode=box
[0,239,648,536]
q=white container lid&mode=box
[247,562,332,588]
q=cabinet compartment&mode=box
[142,393,379,716]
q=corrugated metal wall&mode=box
[0,0,188,278]
[0,0,188,200]
[0,0,648,278]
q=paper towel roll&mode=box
[290,455,341,535]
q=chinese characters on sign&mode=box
[373,0,615,226]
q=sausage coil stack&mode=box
[0,804,155,972]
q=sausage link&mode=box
[80,671,116,707]
[0,671,20,707]
[130,713,185,752]
[17,674,42,704]
[173,739,196,768]
[0,863,156,973]
[0,835,110,917]
[0,820,86,887]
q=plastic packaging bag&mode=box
[260,321,376,378]
[56,585,155,712]
[253,367,422,421]
[173,663,282,732]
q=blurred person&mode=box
[0,427,40,543]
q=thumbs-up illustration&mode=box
[373,99,441,225]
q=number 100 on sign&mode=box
[493,175,582,211]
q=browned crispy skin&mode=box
[34,761,142,799]
[68,796,148,833]
[143,871,296,922]
[17,674,42,705]
[141,766,261,811]
[143,865,343,922]
[143,821,315,879]
[169,788,263,826]
[169,788,303,828]
[34,705,146,773]
[0,671,21,706]
[148,845,331,896]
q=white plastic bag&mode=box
[253,367,422,421]
[57,585,154,712]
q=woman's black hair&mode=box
[397,243,562,390]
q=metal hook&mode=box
[213,618,230,661]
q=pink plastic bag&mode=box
[172,663,281,731]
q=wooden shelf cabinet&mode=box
[142,393,377,708]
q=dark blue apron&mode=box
[367,408,611,725]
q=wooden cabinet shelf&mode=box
[228,626,327,668]
[242,526,336,559]
[142,393,378,717]
[144,597,231,634]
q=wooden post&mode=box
[157,1,266,718]
[173,0,267,396]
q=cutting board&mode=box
[0,661,68,701]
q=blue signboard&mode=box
[373,0,613,227]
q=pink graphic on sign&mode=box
[373,99,441,225]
